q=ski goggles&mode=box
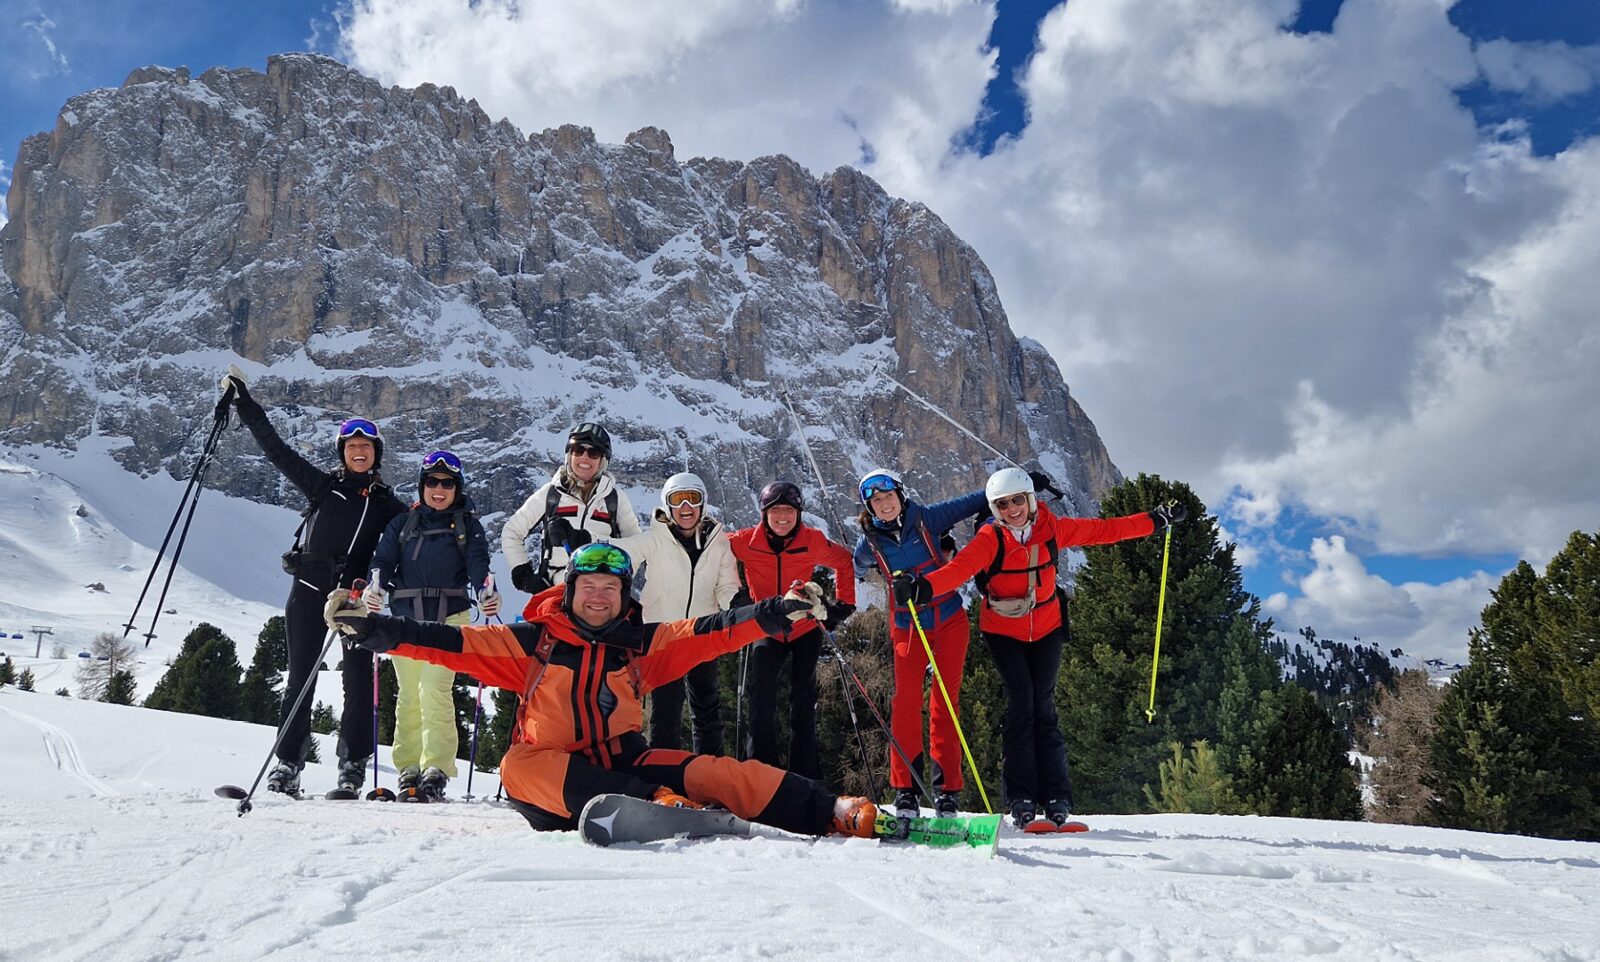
[569,542,633,579]
[665,490,704,508]
[338,418,380,440]
[421,450,463,474]
[860,475,900,500]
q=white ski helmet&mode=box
[661,471,707,508]
[985,467,1036,520]
[858,468,904,504]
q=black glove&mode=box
[546,516,593,552]
[752,596,814,636]
[511,563,551,594]
[1029,470,1063,499]
[1148,501,1189,532]
[730,588,753,609]
[892,573,933,607]
[823,601,856,632]
[218,364,250,405]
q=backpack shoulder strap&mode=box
[605,488,621,537]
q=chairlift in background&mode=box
[78,651,91,659]
[9,633,23,640]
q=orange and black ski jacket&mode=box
[364,589,777,768]
[924,504,1155,642]
[727,523,856,641]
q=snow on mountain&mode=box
[2,685,1596,961]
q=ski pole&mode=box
[824,640,880,803]
[822,629,931,806]
[904,595,992,814]
[735,645,750,761]
[882,373,1066,501]
[140,432,226,646]
[367,650,395,800]
[229,625,341,816]
[1145,519,1175,723]
[465,681,484,800]
[123,392,231,641]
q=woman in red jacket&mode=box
[893,468,1184,828]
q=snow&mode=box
[2,686,1597,961]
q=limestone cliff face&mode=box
[0,54,1120,537]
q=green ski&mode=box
[874,812,1002,855]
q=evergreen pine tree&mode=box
[18,667,37,691]
[104,668,138,706]
[0,656,15,686]
[1144,740,1241,814]
[144,623,243,718]
[236,617,287,724]
[473,687,521,772]
[1229,684,1362,819]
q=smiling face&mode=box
[569,572,624,627]
[342,437,376,474]
[868,489,903,523]
[670,499,702,532]
[567,445,602,483]
[422,473,458,509]
[992,492,1032,527]
[764,504,799,538]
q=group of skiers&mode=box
[218,365,1184,835]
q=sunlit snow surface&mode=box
[2,686,1597,962]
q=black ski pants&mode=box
[984,627,1071,806]
[279,580,375,766]
[649,656,725,756]
[746,629,821,778]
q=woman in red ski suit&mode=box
[894,467,1184,828]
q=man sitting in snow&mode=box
[322,542,878,838]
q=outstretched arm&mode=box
[233,391,328,499]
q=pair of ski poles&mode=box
[122,385,235,646]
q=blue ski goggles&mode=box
[569,542,633,579]
[338,418,381,440]
[421,450,463,474]
[860,474,900,501]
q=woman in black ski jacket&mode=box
[220,366,405,797]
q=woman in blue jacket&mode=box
[366,451,497,800]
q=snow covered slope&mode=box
[2,686,1596,962]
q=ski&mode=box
[875,812,1002,854]
[1021,819,1090,834]
[325,788,361,801]
[579,793,755,846]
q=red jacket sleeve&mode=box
[924,523,1002,597]
[1049,511,1156,548]
[634,607,772,692]
[388,623,535,691]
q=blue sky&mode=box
[4,1,1598,662]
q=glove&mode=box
[1148,501,1189,532]
[823,601,855,632]
[218,364,250,403]
[784,580,830,623]
[730,588,753,609]
[322,589,391,648]
[511,563,551,594]
[546,517,592,551]
[752,595,817,636]
[479,588,501,618]
[1028,470,1061,498]
[892,573,933,607]
[361,582,387,613]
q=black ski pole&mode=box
[464,680,483,800]
[821,625,932,807]
[141,430,226,646]
[825,642,881,803]
[366,653,396,801]
[216,624,341,816]
[123,391,231,640]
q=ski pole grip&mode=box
[810,565,837,603]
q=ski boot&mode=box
[1009,799,1037,830]
[892,788,920,819]
[1044,798,1072,827]
[336,757,367,794]
[419,767,449,802]
[831,796,878,838]
[933,791,960,818]
[396,765,424,802]
[651,786,704,810]
[265,760,303,797]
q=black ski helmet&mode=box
[758,480,804,513]
[566,422,613,459]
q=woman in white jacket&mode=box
[502,422,642,598]
[607,472,742,755]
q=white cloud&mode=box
[1272,536,1497,662]
[18,12,69,77]
[1476,38,1600,102]
[336,0,1600,581]
[0,159,9,230]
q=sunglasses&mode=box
[338,418,380,440]
[423,476,459,490]
[568,444,604,459]
[666,491,704,508]
[992,493,1030,511]
[422,450,462,473]
[570,542,632,577]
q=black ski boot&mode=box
[892,788,920,819]
[336,757,367,794]
[265,760,303,797]
[1044,798,1072,826]
[1009,799,1037,830]
[933,791,960,818]
[419,767,448,802]
[396,765,424,802]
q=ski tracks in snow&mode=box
[0,703,119,797]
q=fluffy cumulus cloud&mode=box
[1262,536,1496,663]
[337,0,1600,652]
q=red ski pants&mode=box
[888,614,969,792]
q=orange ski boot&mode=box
[831,796,879,838]
[651,786,705,809]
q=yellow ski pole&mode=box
[905,596,993,814]
[1145,521,1175,723]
